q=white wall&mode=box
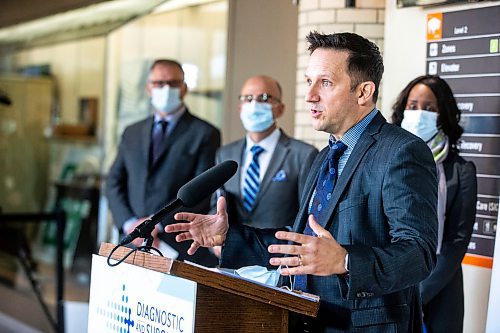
[463,265,492,333]
[224,0,298,144]
[382,2,499,331]
[293,0,385,149]
[381,1,426,118]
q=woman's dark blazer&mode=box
[421,151,477,333]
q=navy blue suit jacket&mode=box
[220,112,438,332]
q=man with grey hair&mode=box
[106,59,220,267]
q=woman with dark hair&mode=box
[392,75,477,333]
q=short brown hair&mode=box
[150,59,184,78]
[306,31,384,102]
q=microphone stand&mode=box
[140,234,155,252]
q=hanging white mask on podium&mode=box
[234,265,281,287]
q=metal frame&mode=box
[0,211,66,333]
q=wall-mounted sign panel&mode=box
[427,6,499,268]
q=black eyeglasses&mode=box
[149,80,184,88]
[238,93,281,104]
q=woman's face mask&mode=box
[240,102,274,132]
[151,86,182,114]
[401,110,438,142]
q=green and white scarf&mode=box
[428,131,449,254]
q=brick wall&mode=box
[294,0,385,149]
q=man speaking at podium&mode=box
[165,32,438,332]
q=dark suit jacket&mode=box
[421,152,476,333]
[220,112,438,332]
[105,109,220,266]
[213,130,317,231]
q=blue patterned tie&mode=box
[243,145,265,212]
[294,140,347,291]
[151,120,168,164]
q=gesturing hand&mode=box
[165,196,229,255]
[268,215,348,276]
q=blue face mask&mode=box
[151,86,182,114]
[234,265,281,287]
[240,102,274,132]
[401,110,439,142]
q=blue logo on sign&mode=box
[96,284,134,332]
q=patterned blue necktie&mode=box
[294,140,347,291]
[243,145,265,212]
[151,120,168,164]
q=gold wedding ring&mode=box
[298,254,303,266]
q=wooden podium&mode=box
[94,242,319,332]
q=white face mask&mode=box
[234,265,281,287]
[240,102,274,132]
[401,110,439,142]
[151,86,182,114]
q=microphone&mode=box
[118,160,238,246]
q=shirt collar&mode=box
[330,108,378,148]
[245,127,281,153]
[154,104,186,127]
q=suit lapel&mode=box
[321,132,375,228]
[321,113,385,229]
[234,139,246,198]
[252,132,289,208]
[143,117,154,167]
[443,156,457,212]
[292,147,328,233]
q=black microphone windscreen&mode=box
[178,160,238,207]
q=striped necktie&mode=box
[243,145,265,212]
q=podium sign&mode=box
[93,243,320,332]
[88,255,196,333]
